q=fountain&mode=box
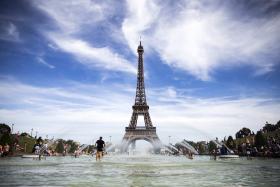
[177,140,199,155]
[77,144,89,154]
[166,143,179,154]
[105,143,116,153]
[212,139,239,158]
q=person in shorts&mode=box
[95,137,105,161]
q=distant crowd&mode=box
[236,135,280,157]
[225,121,280,158]
[0,144,10,157]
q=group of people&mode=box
[237,136,280,157]
[0,136,106,160]
[0,144,10,157]
[32,137,50,160]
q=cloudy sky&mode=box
[0,0,279,144]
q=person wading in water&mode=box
[95,137,105,161]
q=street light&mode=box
[11,124,14,134]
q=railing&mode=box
[125,127,157,136]
[125,126,156,130]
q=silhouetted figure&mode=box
[95,137,105,161]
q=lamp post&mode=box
[168,136,171,144]
[11,124,14,134]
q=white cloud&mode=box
[122,0,160,54]
[49,34,136,74]
[0,78,279,143]
[37,57,55,69]
[33,0,136,74]
[122,0,280,80]
[33,0,107,33]
[0,22,20,42]
[33,0,280,80]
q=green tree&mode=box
[0,123,11,135]
[198,143,206,154]
[0,133,12,145]
[67,140,79,153]
[236,127,251,138]
[255,131,266,148]
[55,140,64,153]
[20,132,29,137]
[69,143,78,153]
[276,120,280,129]
[226,136,235,149]
[208,141,217,153]
[263,122,277,132]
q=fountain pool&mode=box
[0,155,279,186]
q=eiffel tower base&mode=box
[120,127,162,153]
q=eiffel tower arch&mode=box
[121,42,162,152]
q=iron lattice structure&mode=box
[121,42,162,152]
[129,42,153,128]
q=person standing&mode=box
[95,137,105,161]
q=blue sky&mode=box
[0,0,280,144]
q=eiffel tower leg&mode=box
[144,112,153,128]
[129,112,138,128]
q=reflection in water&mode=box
[0,155,280,186]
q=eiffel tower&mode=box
[121,41,162,152]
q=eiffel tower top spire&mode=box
[138,40,143,52]
[134,41,147,106]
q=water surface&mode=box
[0,155,279,186]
